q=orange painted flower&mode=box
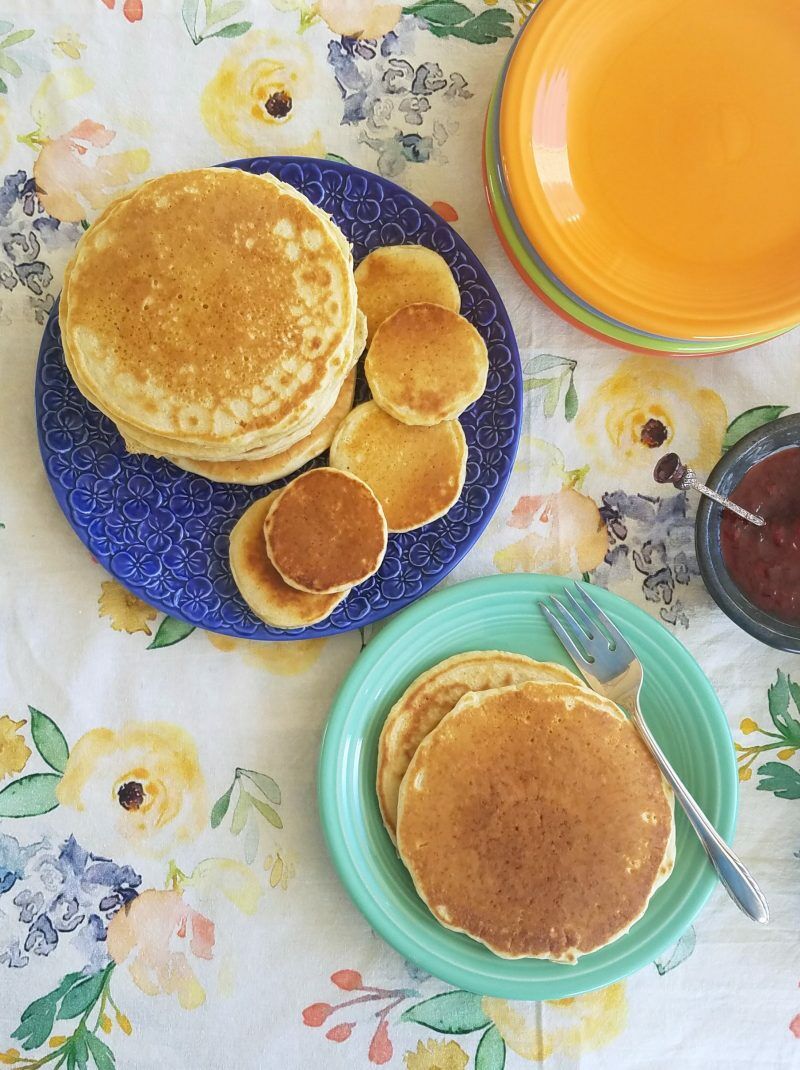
[316,0,402,37]
[107,889,214,1009]
[33,118,149,222]
[495,488,608,576]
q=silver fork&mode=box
[541,582,769,924]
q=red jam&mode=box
[721,447,800,623]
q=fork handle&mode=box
[626,699,769,925]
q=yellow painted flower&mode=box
[483,983,627,1062]
[107,889,213,1010]
[0,717,31,782]
[98,580,157,635]
[206,632,326,675]
[576,357,727,495]
[201,31,325,157]
[494,487,608,576]
[185,858,262,916]
[56,722,206,857]
[739,717,758,734]
[404,1039,468,1070]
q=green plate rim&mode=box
[318,574,738,999]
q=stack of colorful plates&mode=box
[484,0,800,356]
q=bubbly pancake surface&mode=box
[366,304,489,426]
[329,401,467,532]
[62,168,356,451]
[160,370,356,485]
[377,651,584,840]
[264,467,387,594]
[355,245,460,341]
[396,681,674,962]
[229,492,347,628]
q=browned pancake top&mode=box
[365,303,488,425]
[396,682,673,961]
[265,467,386,593]
[229,492,345,628]
[329,401,466,531]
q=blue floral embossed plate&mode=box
[35,157,522,640]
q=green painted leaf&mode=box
[0,773,61,817]
[85,1032,116,1070]
[181,0,200,41]
[326,152,351,165]
[564,376,578,422]
[522,375,555,392]
[205,0,244,27]
[250,795,283,829]
[401,990,490,1033]
[240,768,281,804]
[522,353,573,376]
[723,405,788,451]
[59,970,106,1020]
[405,1,473,25]
[653,925,696,975]
[0,28,35,48]
[476,1025,506,1070]
[147,615,195,649]
[542,375,562,418]
[203,20,252,39]
[73,1033,89,1070]
[0,52,22,77]
[446,9,514,43]
[210,782,234,829]
[230,788,251,835]
[756,761,800,800]
[786,680,800,745]
[12,974,83,1050]
[767,671,800,741]
[0,76,8,94]
[244,819,259,863]
[29,706,69,773]
[80,219,90,230]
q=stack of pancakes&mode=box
[60,168,364,482]
[377,651,675,963]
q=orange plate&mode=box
[500,0,800,340]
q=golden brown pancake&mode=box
[61,168,357,455]
[355,245,460,341]
[396,681,675,962]
[329,401,467,532]
[377,651,585,841]
[366,303,488,426]
[264,467,387,594]
[229,492,347,627]
[153,371,356,484]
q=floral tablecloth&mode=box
[1,3,799,1068]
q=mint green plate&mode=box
[319,574,737,999]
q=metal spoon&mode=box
[654,453,765,527]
